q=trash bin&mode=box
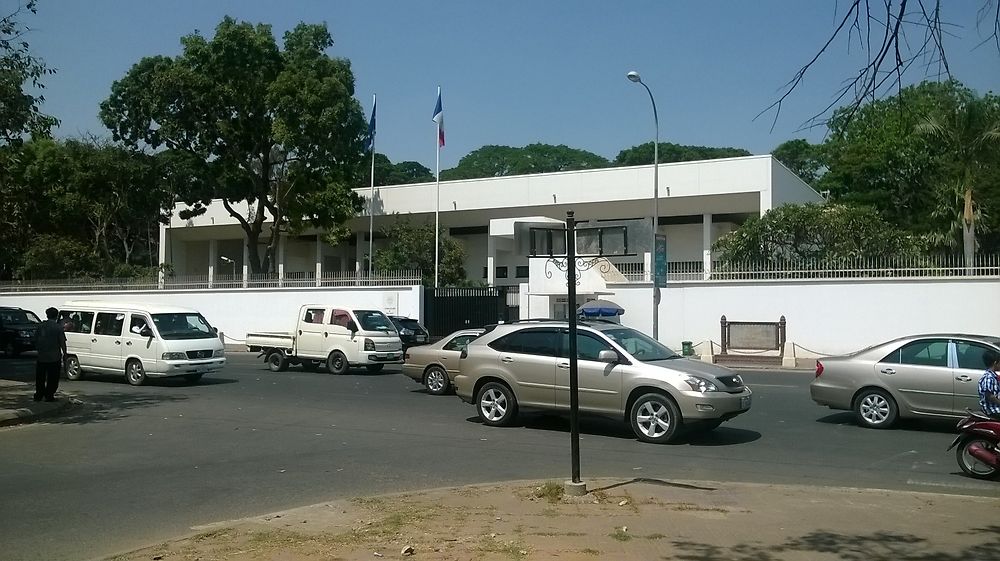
[681,341,694,356]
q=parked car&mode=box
[388,315,430,350]
[58,300,226,385]
[402,328,484,395]
[246,305,403,374]
[0,306,41,357]
[810,333,999,429]
[453,320,752,443]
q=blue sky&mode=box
[24,0,1000,170]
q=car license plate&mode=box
[740,395,751,409]
[416,335,426,342]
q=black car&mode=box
[0,306,41,357]
[388,315,430,350]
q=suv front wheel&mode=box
[630,393,682,444]
[477,381,518,427]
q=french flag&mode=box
[432,87,444,147]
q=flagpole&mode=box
[368,93,376,278]
[434,86,441,289]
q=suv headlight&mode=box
[18,330,32,338]
[162,352,187,360]
[683,376,720,392]
[213,349,225,358]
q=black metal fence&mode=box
[423,286,519,337]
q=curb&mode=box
[0,398,73,427]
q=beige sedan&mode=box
[402,329,484,395]
[810,333,999,428]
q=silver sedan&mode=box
[401,329,484,395]
[810,333,999,428]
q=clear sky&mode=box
[23,0,1000,170]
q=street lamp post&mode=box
[627,70,661,340]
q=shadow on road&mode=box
[465,413,762,446]
[43,392,190,425]
[669,525,1000,561]
[815,412,959,434]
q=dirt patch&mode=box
[104,478,1000,561]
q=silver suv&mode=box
[454,320,752,443]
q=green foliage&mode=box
[713,203,922,264]
[772,139,824,185]
[614,142,751,166]
[359,153,434,186]
[99,16,366,273]
[16,235,98,279]
[373,218,467,286]
[441,143,609,181]
[0,1,57,146]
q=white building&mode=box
[160,155,821,286]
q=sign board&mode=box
[654,234,667,288]
[728,323,779,350]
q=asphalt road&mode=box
[1,353,996,561]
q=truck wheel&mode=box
[266,350,288,372]
[327,351,349,375]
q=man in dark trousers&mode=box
[33,307,66,402]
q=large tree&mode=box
[100,17,366,274]
[614,142,751,166]
[772,139,824,185]
[0,0,56,146]
[441,143,609,181]
[713,203,922,264]
[915,95,1000,265]
[373,218,468,287]
[359,153,433,187]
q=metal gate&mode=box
[423,286,519,337]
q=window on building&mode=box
[496,266,508,279]
[515,265,529,278]
[482,267,488,279]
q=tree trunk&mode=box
[962,187,975,272]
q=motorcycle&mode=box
[947,410,1000,480]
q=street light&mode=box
[627,70,661,340]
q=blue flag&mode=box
[364,95,376,152]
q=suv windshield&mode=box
[151,313,216,340]
[1,310,40,324]
[354,310,396,332]
[601,327,681,362]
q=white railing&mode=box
[0,270,423,293]
[618,255,1000,282]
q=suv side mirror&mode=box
[347,320,358,332]
[598,349,618,364]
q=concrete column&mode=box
[315,235,323,287]
[208,239,218,289]
[702,213,713,280]
[242,236,250,289]
[277,235,285,287]
[356,231,365,275]
[487,236,497,286]
[157,223,167,289]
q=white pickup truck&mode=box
[246,305,403,374]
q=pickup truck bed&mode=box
[246,332,294,353]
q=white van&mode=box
[59,301,226,385]
[245,305,403,374]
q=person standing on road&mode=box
[978,350,1000,420]
[32,307,66,402]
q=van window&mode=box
[59,310,94,334]
[94,313,125,336]
[353,310,395,332]
[128,314,150,336]
[151,313,216,340]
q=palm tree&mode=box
[915,97,1000,269]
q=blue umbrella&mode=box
[577,299,625,317]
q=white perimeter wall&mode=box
[0,286,423,344]
[608,278,1000,357]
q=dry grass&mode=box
[532,481,565,503]
[478,534,529,560]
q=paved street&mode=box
[1,353,997,561]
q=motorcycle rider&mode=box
[979,350,1000,420]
